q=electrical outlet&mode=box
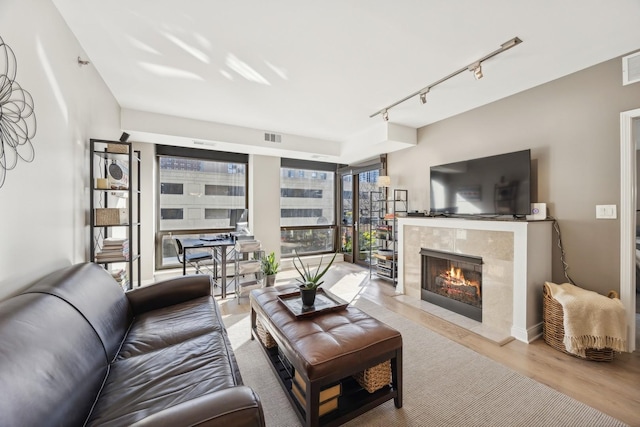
[595,205,617,219]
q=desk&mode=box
[177,237,235,298]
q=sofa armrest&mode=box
[126,274,212,315]
[129,386,265,427]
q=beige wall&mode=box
[389,55,640,295]
[249,155,282,262]
[0,0,121,299]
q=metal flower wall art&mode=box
[0,35,37,189]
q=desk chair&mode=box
[173,237,214,275]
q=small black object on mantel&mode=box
[119,132,130,142]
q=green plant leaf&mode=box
[292,249,337,289]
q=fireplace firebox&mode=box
[420,248,483,322]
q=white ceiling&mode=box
[52,0,640,163]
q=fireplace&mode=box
[420,248,483,322]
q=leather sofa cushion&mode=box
[118,296,226,358]
[251,287,402,382]
[24,263,131,362]
[87,295,242,426]
[0,293,108,427]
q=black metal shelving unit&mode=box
[89,139,141,290]
[370,189,407,285]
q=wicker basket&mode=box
[353,360,391,393]
[107,143,128,154]
[95,208,121,226]
[542,283,617,362]
[256,319,277,349]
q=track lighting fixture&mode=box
[370,37,522,121]
[419,90,429,104]
[469,62,483,80]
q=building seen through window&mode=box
[280,166,335,256]
[157,155,247,268]
[159,157,246,230]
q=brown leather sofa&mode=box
[0,262,265,427]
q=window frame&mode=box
[279,158,339,258]
[155,146,249,270]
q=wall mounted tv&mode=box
[429,149,531,217]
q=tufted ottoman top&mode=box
[250,287,402,382]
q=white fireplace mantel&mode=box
[397,217,552,343]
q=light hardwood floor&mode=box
[216,262,640,426]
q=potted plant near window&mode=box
[261,251,279,287]
[341,232,353,263]
[292,249,337,307]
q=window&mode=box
[281,208,323,218]
[161,208,183,220]
[156,146,248,269]
[280,160,336,256]
[281,188,323,198]
[204,208,229,219]
[204,184,245,196]
[161,183,184,195]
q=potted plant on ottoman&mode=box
[292,249,337,307]
[261,251,279,287]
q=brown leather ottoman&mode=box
[250,287,402,427]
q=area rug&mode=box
[223,294,627,427]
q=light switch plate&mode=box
[596,205,617,219]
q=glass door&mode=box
[339,175,354,262]
[355,169,380,266]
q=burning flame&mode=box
[449,266,464,281]
[443,267,481,298]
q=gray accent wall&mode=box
[389,55,640,295]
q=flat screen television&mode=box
[429,149,531,217]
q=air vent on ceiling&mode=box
[622,51,640,85]
[264,132,282,143]
[193,140,216,147]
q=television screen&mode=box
[429,149,531,217]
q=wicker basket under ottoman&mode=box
[256,318,277,349]
[542,283,616,362]
[353,360,392,393]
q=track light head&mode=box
[469,62,483,80]
[419,90,428,104]
[475,65,483,80]
[382,110,389,121]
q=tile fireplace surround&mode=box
[397,217,552,343]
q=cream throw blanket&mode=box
[545,281,626,357]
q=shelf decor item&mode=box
[95,208,127,226]
[107,143,128,154]
[107,160,129,189]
